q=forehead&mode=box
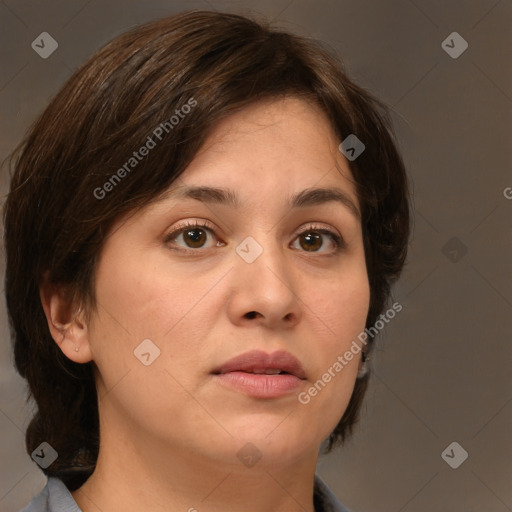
[173,96,358,204]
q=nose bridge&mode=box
[230,230,300,323]
[235,231,286,286]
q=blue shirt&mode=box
[20,475,351,512]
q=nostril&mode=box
[245,311,258,319]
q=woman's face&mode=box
[86,96,370,467]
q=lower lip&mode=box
[214,371,303,398]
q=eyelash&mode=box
[164,220,344,255]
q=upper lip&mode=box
[212,350,306,379]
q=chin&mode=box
[230,420,319,460]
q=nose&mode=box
[226,237,302,330]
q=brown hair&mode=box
[3,10,409,490]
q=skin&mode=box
[40,96,370,512]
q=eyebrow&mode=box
[167,185,360,220]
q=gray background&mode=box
[1,1,511,511]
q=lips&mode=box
[212,350,306,379]
[211,350,306,399]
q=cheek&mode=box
[92,250,195,333]
[88,248,224,384]
[296,258,369,420]
[86,258,211,425]
[307,255,370,344]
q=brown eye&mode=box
[291,226,343,254]
[165,221,220,251]
[299,232,323,252]
[182,228,208,248]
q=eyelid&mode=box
[293,222,341,239]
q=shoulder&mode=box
[314,474,353,512]
[19,478,81,512]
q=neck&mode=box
[72,416,318,512]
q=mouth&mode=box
[211,349,306,378]
[211,350,306,398]
[233,368,291,375]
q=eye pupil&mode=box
[300,232,322,251]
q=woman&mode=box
[4,10,410,512]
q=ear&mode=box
[39,272,93,364]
